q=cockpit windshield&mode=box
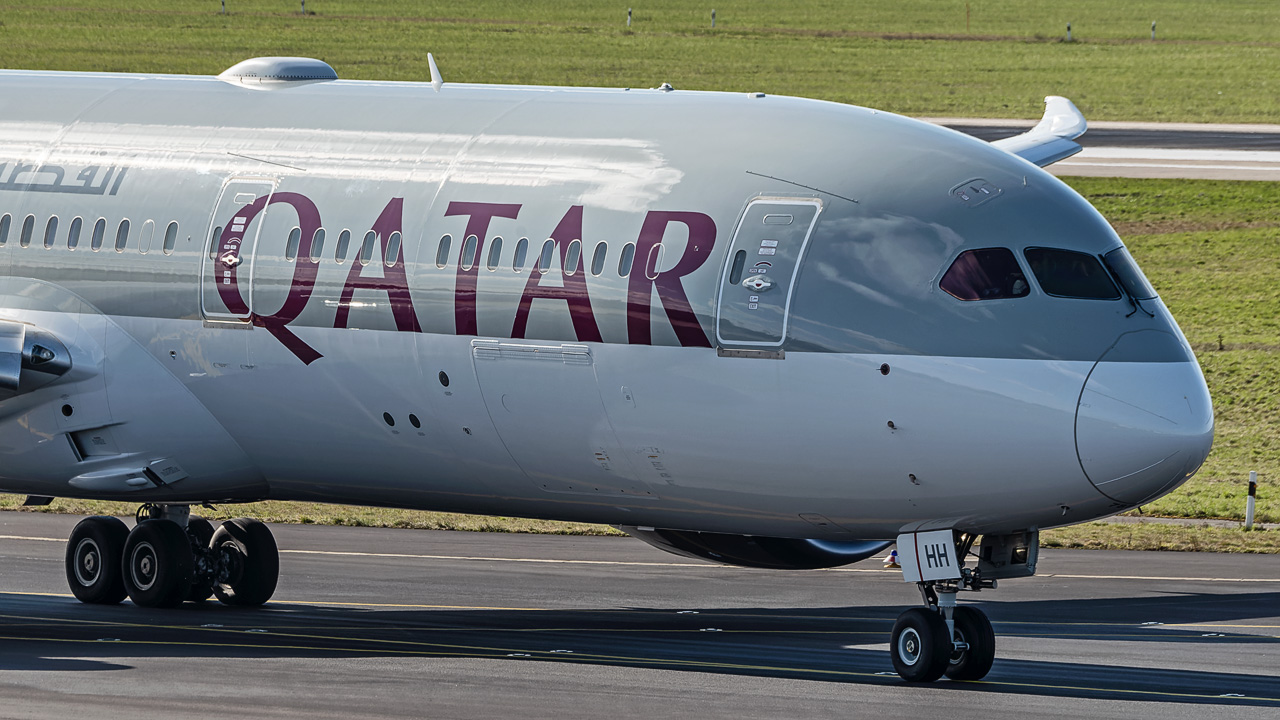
[1101,247,1158,300]
[1024,248,1120,300]
[939,248,1030,301]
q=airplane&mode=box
[0,56,1213,683]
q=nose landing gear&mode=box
[64,504,279,609]
[888,529,1036,682]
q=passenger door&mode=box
[200,178,276,322]
[715,198,822,347]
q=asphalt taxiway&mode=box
[1,512,1278,719]
[934,119,1280,180]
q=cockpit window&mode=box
[939,248,1029,301]
[1102,247,1157,300]
[1024,247,1120,300]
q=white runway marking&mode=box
[1053,147,1280,179]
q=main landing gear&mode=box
[887,530,1036,682]
[65,504,279,608]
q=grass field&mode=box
[0,1,1279,121]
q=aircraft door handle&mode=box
[741,275,774,292]
[220,252,242,268]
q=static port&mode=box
[61,404,73,417]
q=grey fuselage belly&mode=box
[0,67,1213,541]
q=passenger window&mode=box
[92,218,107,251]
[285,227,301,261]
[435,234,452,268]
[590,242,607,276]
[618,242,635,276]
[162,221,178,255]
[644,243,664,280]
[0,213,9,246]
[19,215,34,248]
[309,228,326,263]
[537,239,555,274]
[486,236,503,271]
[460,234,478,270]
[564,239,581,276]
[385,231,402,267]
[358,231,376,266]
[728,249,747,285]
[335,229,351,264]
[940,248,1029,301]
[43,216,58,249]
[68,217,83,251]
[512,237,528,272]
[138,219,154,254]
[1102,247,1157,300]
[114,219,130,252]
[1024,247,1120,300]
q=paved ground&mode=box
[1,512,1277,719]
[931,119,1280,180]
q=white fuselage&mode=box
[0,67,1213,541]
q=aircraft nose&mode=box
[1075,330,1214,506]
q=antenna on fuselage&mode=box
[428,53,443,92]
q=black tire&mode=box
[122,519,194,608]
[186,517,216,603]
[212,518,278,607]
[890,608,950,682]
[65,516,130,604]
[945,606,996,681]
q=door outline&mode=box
[714,197,823,347]
[200,177,277,322]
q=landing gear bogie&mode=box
[63,505,279,609]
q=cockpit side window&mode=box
[939,248,1029,301]
[1102,247,1158,300]
[1024,247,1120,300]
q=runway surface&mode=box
[1,513,1278,719]
[932,119,1280,180]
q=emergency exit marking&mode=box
[748,303,758,309]
[758,248,776,255]
[760,239,779,247]
[749,295,759,302]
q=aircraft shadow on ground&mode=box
[0,592,1276,707]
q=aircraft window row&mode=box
[0,212,179,256]
[424,234,647,277]
[941,246,1131,302]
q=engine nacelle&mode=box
[0,320,73,399]
[619,526,891,570]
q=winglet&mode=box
[991,96,1087,168]
[428,53,443,92]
